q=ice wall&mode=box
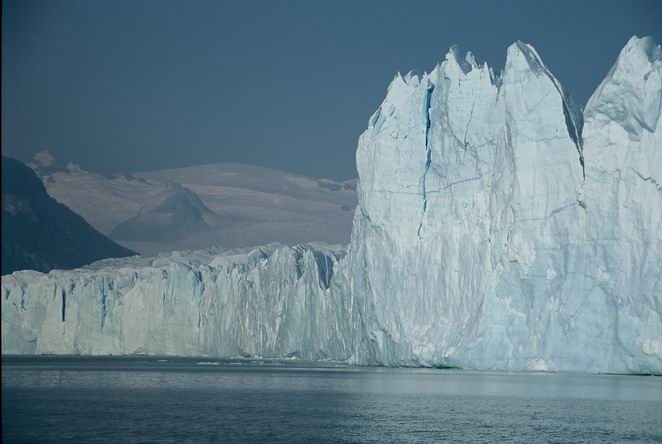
[2,245,355,359]
[344,37,661,373]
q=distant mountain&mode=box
[1,156,135,274]
[110,182,224,243]
[26,150,68,174]
[29,151,357,254]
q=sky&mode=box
[2,0,661,180]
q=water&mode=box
[3,356,661,443]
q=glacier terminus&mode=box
[3,36,661,374]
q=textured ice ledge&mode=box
[2,244,355,360]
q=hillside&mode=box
[1,157,135,274]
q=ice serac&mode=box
[344,37,661,373]
[2,37,661,374]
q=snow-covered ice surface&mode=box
[30,158,357,255]
[3,37,661,373]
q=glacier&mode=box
[2,36,661,374]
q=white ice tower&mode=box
[2,37,661,374]
[582,36,662,366]
[344,37,661,372]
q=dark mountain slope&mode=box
[2,156,135,274]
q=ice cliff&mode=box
[345,36,661,373]
[2,244,354,359]
[3,37,661,373]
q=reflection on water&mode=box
[3,356,662,443]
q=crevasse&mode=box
[418,81,435,239]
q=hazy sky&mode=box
[3,0,661,180]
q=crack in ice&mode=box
[630,168,662,192]
[418,81,435,239]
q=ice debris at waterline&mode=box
[3,37,661,374]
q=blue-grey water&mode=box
[2,356,661,443]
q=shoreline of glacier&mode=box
[3,354,661,376]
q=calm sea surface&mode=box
[2,356,661,443]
